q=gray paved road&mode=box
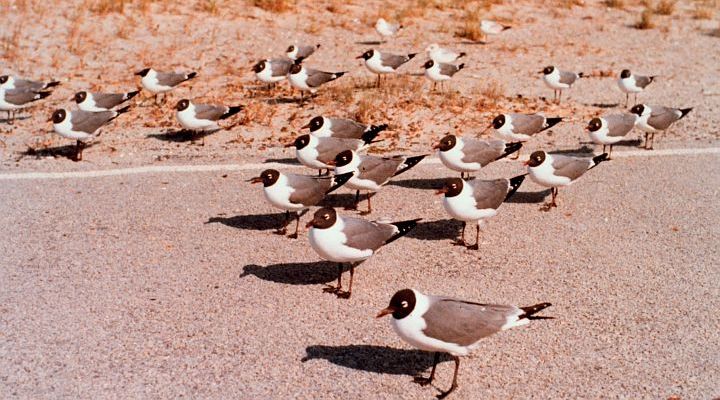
[1,152,719,399]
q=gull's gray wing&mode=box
[194,104,227,121]
[460,138,505,166]
[468,178,510,210]
[380,52,413,69]
[356,155,404,186]
[328,118,366,139]
[70,110,117,134]
[270,58,293,76]
[14,79,46,92]
[439,62,462,77]
[550,154,593,181]
[509,113,546,135]
[341,217,396,251]
[305,69,340,88]
[634,74,654,89]
[4,89,44,106]
[422,296,521,346]
[647,106,681,130]
[286,173,329,206]
[91,92,126,109]
[315,137,362,164]
[156,71,191,87]
[604,113,636,137]
[559,70,579,85]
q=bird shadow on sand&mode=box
[302,345,451,376]
[506,189,550,204]
[390,177,446,190]
[355,40,383,45]
[241,261,343,285]
[205,213,286,231]
[262,97,304,105]
[320,193,358,208]
[585,102,621,108]
[16,143,91,161]
[550,145,595,155]
[408,219,461,241]
[263,157,300,165]
[456,40,487,45]
[147,129,217,143]
[0,115,30,124]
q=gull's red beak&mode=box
[523,160,531,166]
[355,55,364,59]
[325,160,336,166]
[432,143,441,150]
[301,122,310,129]
[435,187,448,195]
[376,307,395,318]
[305,220,315,228]
[284,142,295,148]
[248,177,263,184]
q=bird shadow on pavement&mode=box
[147,129,217,143]
[408,219,461,241]
[390,177,446,190]
[205,213,285,231]
[241,261,342,285]
[302,345,451,376]
[263,157,300,165]
[355,40,383,45]
[17,143,90,161]
[0,115,30,123]
[506,189,550,204]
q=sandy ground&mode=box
[2,0,720,398]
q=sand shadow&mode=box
[147,129,218,143]
[263,157,301,165]
[505,189,550,204]
[302,345,451,376]
[205,213,285,231]
[390,177,447,190]
[355,40,383,45]
[408,219,461,241]
[586,102,620,108]
[550,145,594,155]
[17,143,94,161]
[457,40,487,45]
[241,261,343,285]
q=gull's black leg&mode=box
[414,352,440,386]
[437,356,460,399]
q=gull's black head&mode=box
[358,49,374,61]
[620,69,631,79]
[307,116,324,132]
[289,63,303,74]
[439,177,463,198]
[135,68,151,77]
[333,149,354,167]
[292,134,310,149]
[176,99,190,111]
[252,60,266,73]
[308,207,337,229]
[630,104,646,116]
[587,117,602,132]
[542,66,555,75]
[434,134,456,152]
[527,151,546,167]
[0,75,8,84]
[260,169,280,187]
[423,60,434,69]
[492,114,506,130]
[73,91,87,103]
[51,109,67,124]
[378,289,416,320]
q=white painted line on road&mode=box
[1,146,719,180]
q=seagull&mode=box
[252,58,294,85]
[490,113,562,158]
[175,99,243,132]
[306,207,419,298]
[630,104,692,150]
[303,115,388,140]
[329,149,427,214]
[586,113,638,158]
[375,18,402,41]
[0,88,51,124]
[50,107,131,161]
[436,175,525,250]
[423,60,464,91]
[288,64,345,100]
[541,66,583,104]
[377,288,552,399]
[0,75,60,92]
[618,69,656,107]
[434,134,522,179]
[286,133,379,175]
[480,19,511,40]
[525,150,608,209]
[357,49,416,87]
[286,44,320,62]
[135,68,197,105]
[425,44,466,63]
[249,169,354,238]
[73,90,140,112]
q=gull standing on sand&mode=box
[74,90,139,112]
[303,115,388,140]
[375,18,402,41]
[618,69,657,106]
[135,68,197,105]
[0,88,51,123]
[286,44,320,62]
[0,75,60,91]
[541,66,583,104]
[288,64,346,100]
[377,288,552,398]
[480,20,511,41]
[434,134,521,179]
[586,113,637,158]
[357,49,416,87]
[50,107,131,161]
[630,104,692,150]
[425,44,466,63]
[423,60,465,91]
